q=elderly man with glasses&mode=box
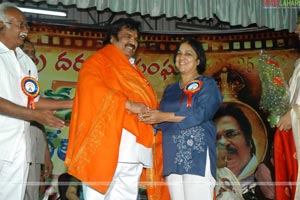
[0,3,72,199]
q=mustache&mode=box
[226,145,238,155]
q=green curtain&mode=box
[19,0,300,32]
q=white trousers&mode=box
[82,163,143,200]
[25,162,42,200]
[0,133,29,200]
[166,149,215,200]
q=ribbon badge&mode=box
[221,178,236,193]
[181,80,203,107]
[21,76,40,109]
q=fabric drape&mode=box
[274,128,298,200]
[19,0,299,32]
[143,130,171,200]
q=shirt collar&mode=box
[0,42,27,59]
[129,57,135,65]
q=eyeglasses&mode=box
[4,21,30,30]
[216,129,241,141]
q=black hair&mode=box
[173,38,206,74]
[103,18,141,45]
[57,173,71,200]
[214,103,256,156]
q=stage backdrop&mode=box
[29,22,298,199]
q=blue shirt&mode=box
[157,76,222,178]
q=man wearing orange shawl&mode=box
[65,18,157,199]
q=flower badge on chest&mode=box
[21,75,40,109]
[180,80,203,107]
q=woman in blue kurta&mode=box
[139,38,222,200]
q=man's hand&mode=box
[32,109,66,129]
[0,97,66,129]
[43,146,53,178]
[126,100,149,114]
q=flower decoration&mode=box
[258,51,290,126]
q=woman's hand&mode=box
[139,109,185,124]
[138,109,162,124]
[277,109,292,131]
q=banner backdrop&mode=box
[29,22,298,199]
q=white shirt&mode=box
[289,59,300,107]
[0,42,38,162]
[238,155,258,190]
[118,57,153,167]
[118,128,153,167]
[216,167,244,200]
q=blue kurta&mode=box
[157,76,222,178]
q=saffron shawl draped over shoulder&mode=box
[65,44,157,193]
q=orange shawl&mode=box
[65,44,157,193]
[145,130,171,200]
